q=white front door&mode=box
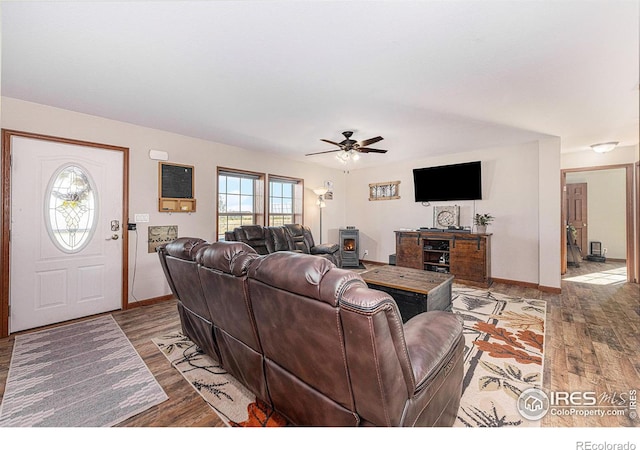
[9,136,124,333]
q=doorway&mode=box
[1,130,130,337]
[561,164,635,283]
[566,182,588,262]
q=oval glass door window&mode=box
[45,164,98,253]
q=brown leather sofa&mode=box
[157,238,464,426]
[225,224,342,267]
[156,237,220,360]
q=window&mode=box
[45,164,97,252]
[217,168,264,240]
[216,169,303,240]
[268,176,303,226]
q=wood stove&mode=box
[339,228,359,267]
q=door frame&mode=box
[560,163,635,282]
[1,129,130,337]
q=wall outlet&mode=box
[363,250,369,257]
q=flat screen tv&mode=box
[413,161,482,202]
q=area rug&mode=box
[0,315,168,427]
[452,286,546,427]
[153,286,545,427]
[152,332,287,426]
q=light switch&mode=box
[134,213,150,223]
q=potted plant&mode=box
[474,213,494,234]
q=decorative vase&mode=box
[477,225,487,234]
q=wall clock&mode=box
[434,205,460,228]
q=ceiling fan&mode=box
[305,131,388,158]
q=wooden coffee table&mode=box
[360,265,454,322]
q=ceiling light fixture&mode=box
[336,149,360,164]
[590,141,619,153]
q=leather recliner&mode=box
[264,225,298,253]
[227,224,342,267]
[158,238,464,426]
[247,251,464,426]
[196,241,269,403]
[283,223,342,267]
[157,237,220,361]
[229,224,270,255]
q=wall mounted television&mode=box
[413,161,482,202]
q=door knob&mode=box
[106,234,119,240]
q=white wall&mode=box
[344,140,562,288]
[566,169,627,259]
[2,97,570,294]
[538,137,562,289]
[1,97,346,303]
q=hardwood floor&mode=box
[0,259,637,427]
[487,259,639,427]
[0,299,225,427]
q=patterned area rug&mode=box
[452,286,546,427]
[153,286,545,427]
[0,315,168,427]
[152,332,287,426]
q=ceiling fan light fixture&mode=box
[591,141,619,153]
[307,131,388,161]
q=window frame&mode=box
[216,167,266,241]
[267,174,304,227]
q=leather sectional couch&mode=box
[157,237,464,427]
[224,223,342,267]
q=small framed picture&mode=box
[368,181,400,201]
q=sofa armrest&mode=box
[310,243,340,255]
[402,311,463,391]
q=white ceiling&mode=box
[2,1,638,169]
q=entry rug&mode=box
[452,286,546,427]
[0,315,168,427]
[153,287,545,427]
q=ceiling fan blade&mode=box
[305,149,343,156]
[359,148,388,153]
[320,139,343,147]
[359,136,383,147]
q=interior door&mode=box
[9,135,124,333]
[566,183,588,257]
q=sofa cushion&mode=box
[266,226,296,253]
[163,237,209,261]
[240,225,266,240]
[198,241,258,276]
[232,225,270,255]
[248,251,338,304]
[283,223,311,253]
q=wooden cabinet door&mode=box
[395,232,423,270]
[449,236,488,284]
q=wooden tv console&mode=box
[394,230,492,287]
